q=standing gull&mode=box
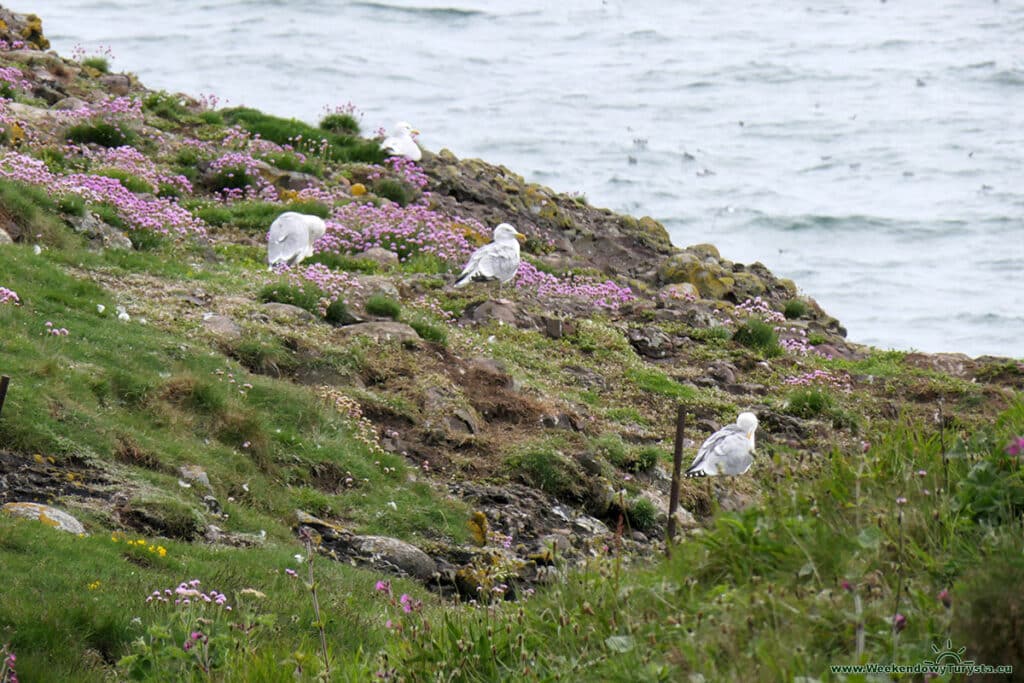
[267,212,326,269]
[453,223,525,291]
[685,412,758,478]
[382,121,422,161]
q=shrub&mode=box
[82,56,109,73]
[590,433,628,468]
[785,387,834,419]
[57,193,86,216]
[365,294,401,319]
[783,299,808,319]
[372,178,415,206]
[732,318,780,355]
[199,110,223,125]
[409,317,447,344]
[258,282,322,314]
[306,252,380,274]
[325,299,356,325]
[627,497,658,532]
[506,446,582,501]
[221,107,384,164]
[631,446,664,473]
[142,91,190,122]
[66,121,136,148]
[96,169,152,194]
[320,112,360,136]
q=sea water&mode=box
[26,0,1024,357]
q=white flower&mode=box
[293,554,304,563]
[96,304,105,314]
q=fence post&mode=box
[666,405,685,557]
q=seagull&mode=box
[267,212,326,269]
[453,223,525,291]
[685,412,758,478]
[382,121,422,161]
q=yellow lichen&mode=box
[351,182,367,196]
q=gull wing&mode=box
[454,241,520,286]
[685,424,753,477]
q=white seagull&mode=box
[453,223,525,290]
[267,212,327,269]
[381,121,422,161]
[685,412,758,478]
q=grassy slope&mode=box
[0,43,1021,682]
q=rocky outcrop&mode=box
[2,501,86,534]
[421,150,675,282]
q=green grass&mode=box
[364,294,401,319]
[319,112,360,136]
[625,367,697,400]
[95,169,153,194]
[784,298,809,319]
[195,200,330,232]
[221,107,384,164]
[82,56,109,72]
[732,318,781,356]
[66,120,137,148]
[0,178,73,245]
[372,177,415,206]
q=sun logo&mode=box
[921,639,971,667]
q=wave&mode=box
[350,1,486,18]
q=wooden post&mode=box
[666,405,685,557]
[0,375,9,419]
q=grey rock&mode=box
[2,502,87,535]
[571,514,610,536]
[178,465,211,491]
[349,535,438,581]
[356,247,400,267]
[202,314,243,340]
[205,525,265,548]
[260,302,316,322]
[275,171,319,191]
[51,96,89,111]
[339,321,420,344]
[67,213,133,250]
[628,325,674,359]
[99,73,132,95]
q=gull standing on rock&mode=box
[685,412,759,478]
[266,212,327,269]
[382,121,422,161]
[453,223,525,293]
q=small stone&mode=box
[2,502,87,535]
[99,73,132,95]
[178,465,211,490]
[338,321,420,344]
[260,302,316,322]
[67,213,133,250]
[0,227,12,245]
[51,96,89,111]
[201,314,243,340]
[356,247,400,267]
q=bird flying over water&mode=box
[267,212,326,269]
[453,223,525,289]
[685,412,758,477]
[382,121,422,161]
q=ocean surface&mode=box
[26,0,1024,358]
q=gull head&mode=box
[737,411,758,448]
[493,223,526,244]
[393,121,419,137]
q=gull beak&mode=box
[411,129,421,136]
[515,232,527,244]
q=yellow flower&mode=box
[88,580,101,590]
[158,546,167,557]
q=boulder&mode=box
[67,213,133,250]
[201,314,243,340]
[260,302,316,323]
[339,321,420,344]
[2,502,87,534]
[346,535,438,581]
[627,325,674,359]
[356,247,400,268]
[178,465,212,491]
[98,73,132,95]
